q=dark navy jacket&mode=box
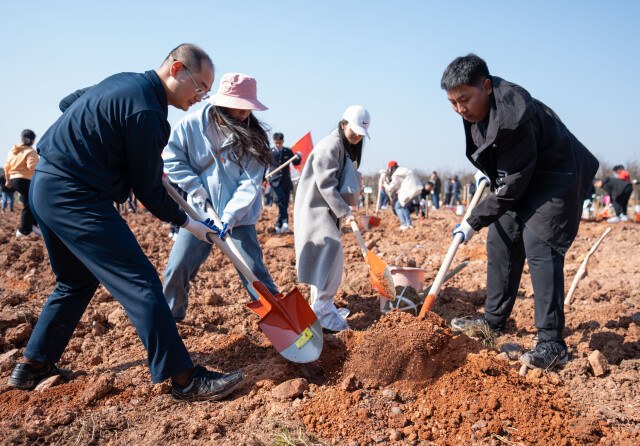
[36,70,186,226]
[465,77,599,255]
[268,147,300,189]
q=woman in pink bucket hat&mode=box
[162,73,279,323]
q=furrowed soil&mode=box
[1,203,639,445]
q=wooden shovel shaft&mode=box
[564,226,612,305]
[419,178,488,316]
[162,178,259,284]
[265,154,300,179]
[350,220,369,258]
[203,201,250,270]
[375,173,384,214]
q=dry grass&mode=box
[462,322,497,347]
[271,426,328,446]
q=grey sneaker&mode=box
[8,363,66,390]
[519,340,568,370]
[172,365,243,402]
[451,315,504,336]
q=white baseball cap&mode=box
[342,105,370,138]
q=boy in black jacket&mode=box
[594,177,633,222]
[441,54,599,371]
[268,132,301,233]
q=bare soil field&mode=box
[0,202,639,445]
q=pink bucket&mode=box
[380,266,428,314]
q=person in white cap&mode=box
[294,105,370,331]
[162,72,279,322]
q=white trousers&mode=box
[309,250,349,331]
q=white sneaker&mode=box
[311,300,350,332]
[620,215,629,222]
[399,225,408,230]
[408,225,414,229]
[607,216,621,223]
[282,222,290,232]
[15,229,27,238]
[275,227,282,234]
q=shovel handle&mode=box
[162,178,259,284]
[350,220,369,258]
[375,173,384,214]
[203,201,251,270]
[265,154,300,179]
[418,178,488,316]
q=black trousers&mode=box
[11,178,35,234]
[612,184,633,216]
[272,184,292,227]
[485,212,565,342]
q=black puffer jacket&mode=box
[465,77,599,255]
[601,177,632,200]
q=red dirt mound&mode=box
[342,310,451,387]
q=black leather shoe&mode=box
[172,365,243,402]
[8,363,64,390]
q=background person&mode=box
[8,44,243,403]
[1,170,15,213]
[430,171,441,209]
[593,177,632,222]
[384,161,424,230]
[443,177,453,206]
[162,72,279,322]
[442,54,598,371]
[294,105,370,332]
[268,132,301,233]
[613,164,630,183]
[451,176,462,205]
[4,129,40,237]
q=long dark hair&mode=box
[337,119,363,167]
[208,106,271,167]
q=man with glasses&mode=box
[9,44,245,402]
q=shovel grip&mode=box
[162,177,259,284]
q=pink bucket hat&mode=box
[207,73,268,111]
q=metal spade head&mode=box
[368,215,381,227]
[246,284,323,363]
[365,250,396,301]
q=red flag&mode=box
[291,132,313,172]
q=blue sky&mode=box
[2,1,638,175]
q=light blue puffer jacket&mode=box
[162,104,265,228]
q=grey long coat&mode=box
[294,129,353,289]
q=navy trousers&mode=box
[485,212,566,342]
[272,184,292,228]
[26,171,193,383]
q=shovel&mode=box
[349,219,396,300]
[368,173,385,227]
[162,178,322,363]
[419,178,488,316]
[265,154,300,179]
